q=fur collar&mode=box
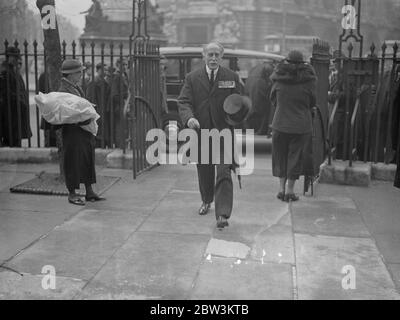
[270,62,317,84]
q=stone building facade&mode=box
[79,0,167,52]
[157,0,400,54]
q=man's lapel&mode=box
[198,67,211,93]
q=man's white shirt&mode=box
[205,65,219,81]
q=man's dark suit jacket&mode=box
[178,66,241,131]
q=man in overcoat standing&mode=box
[178,42,242,229]
[0,47,32,147]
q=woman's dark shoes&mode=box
[85,194,106,202]
[277,191,285,201]
[68,195,85,206]
[199,202,211,216]
[217,216,229,229]
[284,193,299,202]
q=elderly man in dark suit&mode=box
[178,41,242,229]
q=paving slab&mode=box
[232,199,288,228]
[373,234,400,264]
[295,234,400,300]
[0,209,76,263]
[104,177,176,199]
[314,182,350,198]
[138,214,215,235]
[211,222,265,247]
[174,171,202,191]
[133,165,188,181]
[232,174,279,199]
[83,196,156,213]
[291,196,370,237]
[205,239,250,259]
[0,192,83,215]
[276,212,292,227]
[190,257,293,300]
[0,163,71,174]
[0,270,85,300]
[387,264,400,291]
[150,191,202,219]
[97,168,134,178]
[0,171,36,192]
[251,224,295,265]
[85,179,175,212]
[7,209,147,281]
[77,232,209,300]
[346,181,400,235]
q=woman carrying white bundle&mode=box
[57,59,105,205]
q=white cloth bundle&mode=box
[34,92,100,136]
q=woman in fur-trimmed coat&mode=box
[270,50,317,202]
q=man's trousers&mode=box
[196,164,233,219]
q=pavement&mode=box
[0,153,400,300]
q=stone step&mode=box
[319,160,396,187]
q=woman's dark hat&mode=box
[286,50,305,64]
[223,94,252,126]
[61,59,85,74]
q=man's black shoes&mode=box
[217,216,229,229]
[199,202,211,216]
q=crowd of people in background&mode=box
[37,58,130,149]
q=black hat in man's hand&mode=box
[223,94,252,126]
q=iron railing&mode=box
[327,41,399,166]
[0,39,161,157]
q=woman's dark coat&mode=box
[270,62,317,134]
[58,77,96,191]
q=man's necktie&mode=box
[210,69,215,88]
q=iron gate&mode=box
[127,40,161,179]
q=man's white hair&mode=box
[203,41,225,56]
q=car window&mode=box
[237,58,262,79]
[165,58,180,81]
[191,57,204,71]
[220,58,230,69]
